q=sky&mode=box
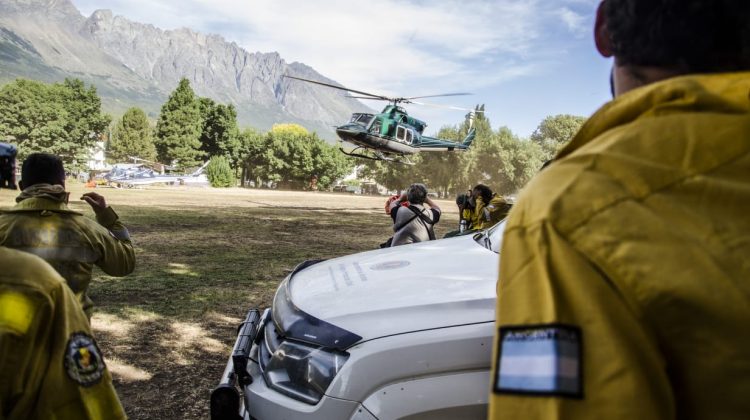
[71,0,613,138]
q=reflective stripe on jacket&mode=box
[0,197,135,318]
[490,72,750,420]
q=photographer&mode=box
[389,183,440,247]
[470,184,511,230]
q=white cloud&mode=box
[557,7,588,38]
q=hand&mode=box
[81,192,107,212]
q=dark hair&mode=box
[473,184,493,204]
[406,183,428,205]
[603,0,750,72]
[21,153,66,188]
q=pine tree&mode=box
[108,107,156,162]
[154,78,203,169]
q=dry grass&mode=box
[0,184,458,419]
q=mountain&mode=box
[0,0,369,139]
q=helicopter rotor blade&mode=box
[403,93,473,101]
[283,75,392,101]
[409,100,485,113]
[344,95,390,101]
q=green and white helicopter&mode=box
[284,75,480,164]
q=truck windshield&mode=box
[475,220,506,253]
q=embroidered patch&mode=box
[64,332,105,387]
[493,324,582,398]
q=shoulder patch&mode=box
[64,332,105,387]
[493,324,582,398]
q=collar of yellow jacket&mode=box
[557,71,750,159]
[5,184,81,215]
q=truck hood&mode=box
[288,234,499,344]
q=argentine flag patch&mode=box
[493,324,582,398]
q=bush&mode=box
[205,156,234,187]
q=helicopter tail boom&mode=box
[462,128,476,148]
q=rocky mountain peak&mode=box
[0,0,368,138]
[0,0,82,22]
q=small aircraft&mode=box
[104,159,209,188]
[283,75,479,163]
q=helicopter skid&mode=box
[340,147,414,165]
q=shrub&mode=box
[205,156,234,187]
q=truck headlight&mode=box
[259,262,361,404]
[260,321,349,404]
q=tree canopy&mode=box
[240,124,353,189]
[530,114,587,160]
[0,78,110,170]
[154,78,203,169]
[108,107,156,162]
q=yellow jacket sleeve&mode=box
[489,220,673,420]
[89,206,135,277]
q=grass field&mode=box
[0,184,459,419]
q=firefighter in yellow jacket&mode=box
[0,146,125,419]
[0,247,127,419]
[490,1,750,419]
[469,184,511,231]
[0,153,135,318]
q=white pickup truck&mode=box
[211,221,504,420]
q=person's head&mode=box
[472,184,493,204]
[406,183,428,205]
[20,153,66,189]
[595,0,750,96]
[0,143,17,190]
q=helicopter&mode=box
[283,75,480,164]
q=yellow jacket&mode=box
[490,73,750,419]
[473,194,511,230]
[0,188,135,318]
[0,247,126,420]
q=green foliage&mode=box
[530,114,587,160]
[205,155,235,187]
[358,105,549,197]
[0,78,110,170]
[198,98,241,169]
[240,124,353,189]
[155,78,203,169]
[109,107,156,162]
[462,126,544,194]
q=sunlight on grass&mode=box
[92,313,136,339]
[166,262,200,277]
[161,321,228,366]
[107,357,153,382]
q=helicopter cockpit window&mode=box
[406,129,413,144]
[369,119,382,134]
[350,113,374,127]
